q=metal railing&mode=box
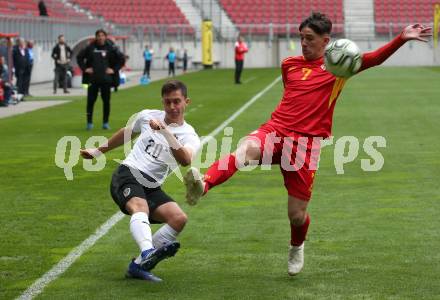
[1,14,434,47]
[0,14,105,48]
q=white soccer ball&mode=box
[324,39,362,78]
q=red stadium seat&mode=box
[0,0,89,21]
[73,0,191,27]
[374,0,437,34]
[218,0,344,35]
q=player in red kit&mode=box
[234,35,248,84]
[184,13,432,276]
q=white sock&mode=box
[130,212,153,253]
[152,224,179,249]
[133,223,179,265]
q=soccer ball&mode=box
[324,39,362,78]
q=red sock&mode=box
[204,154,238,194]
[290,214,310,246]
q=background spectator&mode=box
[38,0,48,17]
[23,40,34,96]
[12,38,31,98]
[234,35,248,84]
[77,29,125,130]
[51,35,72,94]
[143,45,153,78]
[165,47,176,77]
[0,56,11,105]
[182,49,188,73]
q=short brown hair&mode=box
[161,80,188,98]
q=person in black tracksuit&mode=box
[77,29,124,130]
[38,0,48,16]
[182,49,188,73]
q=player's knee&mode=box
[170,212,188,231]
[288,211,306,226]
[246,145,261,161]
[176,212,188,225]
[235,140,261,168]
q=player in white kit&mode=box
[81,80,200,282]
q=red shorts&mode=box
[247,121,321,201]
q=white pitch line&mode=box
[16,75,282,300]
[16,212,124,300]
[242,76,257,84]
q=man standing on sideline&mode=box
[23,40,34,96]
[77,29,124,130]
[165,47,176,77]
[143,45,153,79]
[52,35,72,94]
[80,80,200,282]
[234,35,248,84]
[182,49,188,73]
[12,38,31,99]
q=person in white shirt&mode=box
[81,80,200,282]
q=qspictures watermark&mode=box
[54,126,386,181]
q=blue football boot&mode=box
[140,241,180,271]
[126,259,162,282]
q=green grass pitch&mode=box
[0,67,439,299]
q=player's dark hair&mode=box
[95,29,107,37]
[299,12,332,35]
[58,34,64,39]
[162,80,188,98]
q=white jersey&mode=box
[122,109,200,184]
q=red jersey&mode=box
[269,34,406,138]
[270,56,341,137]
[235,41,248,61]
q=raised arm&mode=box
[359,24,432,72]
[80,127,138,159]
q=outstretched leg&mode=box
[184,137,262,205]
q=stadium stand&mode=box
[219,0,344,35]
[71,0,191,26]
[0,0,88,20]
[374,0,437,34]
